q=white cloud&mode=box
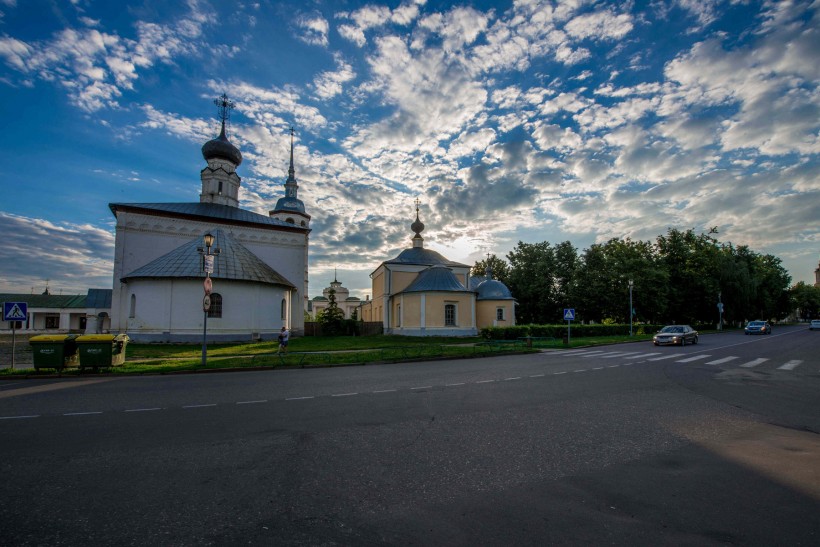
[295,13,329,46]
[312,55,356,99]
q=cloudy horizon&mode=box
[0,0,817,300]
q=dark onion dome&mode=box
[411,213,424,236]
[475,278,514,300]
[202,124,242,166]
[273,195,306,213]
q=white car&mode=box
[810,320,820,331]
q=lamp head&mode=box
[203,233,215,249]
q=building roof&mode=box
[0,289,112,309]
[400,265,469,293]
[122,229,295,288]
[474,278,514,300]
[384,247,468,268]
[108,202,309,233]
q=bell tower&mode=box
[200,93,243,208]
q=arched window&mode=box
[286,217,295,224]
[207,293,223,318]
[281,298,287,320]
[129,294,136,318]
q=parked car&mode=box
[810,320,820,331]
[744,320,772,335]
[653,325,698,346]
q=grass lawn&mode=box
[0,333,658,376]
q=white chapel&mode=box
[109,94,310,342]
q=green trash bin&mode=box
[29,334,79,371]
[75,334,130,371]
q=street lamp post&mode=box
[628,279,634,336]
[198,232,219,367]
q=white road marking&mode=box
[445,382,466,386]
[705,356,739,365]
[476,379,495,383]
[648,354,686,361]
[553,371,567,375]
[373,389,397,393]
[607,364,621,368]
[592,367,604,370]
[236,400,267,405]
[331,393,358,397]
[286,396,314,400]
[64,411,103,416]
[411,386,433,390]
[777,360,803,371]
[504,377,521,381]
[676,355,711,363]
[599,352,642,359]
[0,415,40,420]
[739,358,769,368]
[124,407,162,412]
[584,352,624,358]
[626,352,662,359]
[573,369,588,373]
[182,404,217,409]
[529,374,545,378]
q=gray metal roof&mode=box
[400,265,469,293]
[109,202,308,232]
[85,288,113,308]
[475,279,514,300]
[122,229,295,288]
[385,247,468,268]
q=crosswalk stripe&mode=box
[777,360,803,371]
[739,358,769,368]
[599,352,642,359]
[706,356,739,365]
[648,354,686,361]
[584,351,626,358]
[676,355,711,363]
[628,352,662,359]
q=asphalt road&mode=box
[1,326,818,546]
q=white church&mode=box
[109,95,310,342]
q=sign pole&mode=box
[10,320,15,371]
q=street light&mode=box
[198,232,220,367]
[628,279,634,336]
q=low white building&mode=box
[0,289,112,334]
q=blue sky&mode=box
[0,0,817,299]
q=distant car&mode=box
[744,320,772,335]
[810,320,820,331]
[653,325,698,346]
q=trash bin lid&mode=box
[76,334,117,342]
[30,334,73,342]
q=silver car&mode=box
[810,320,820,331]
[653,325,698,346]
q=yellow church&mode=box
[359,202,516,336]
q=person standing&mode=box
[278,326,290,354]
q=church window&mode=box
[496,308,505,321]
[445,304,456,326]
[300,221,306,227]
[218,181,223,194]
[396,304,401,327]
[129,294,136,318]
[281,298,287,320]
[207,293,223,318]
[286,217,295,224]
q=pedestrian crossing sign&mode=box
[563,308,575,321]
[3,301,28,321]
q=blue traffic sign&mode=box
[3,301,28,321]
[563,308,575,321]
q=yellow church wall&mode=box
[424,293,473,327]
[371,270,385,299]
[394,295,421,327]
[476,301,515,328]
[391,271,418,294]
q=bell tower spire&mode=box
[270,126,310,227]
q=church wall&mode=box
[476,300,515,328]
[391,271,419,294]
[371,270,385,300]
[424,293,473,328]
[396,294,421,327]
[124,278,290,342]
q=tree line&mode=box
[471,228,815,326]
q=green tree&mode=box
[318,288,345,335]
[505,241,557,324]
[790,281,820,320]
[471,254,511,285]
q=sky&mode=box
[0,0,817,301]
